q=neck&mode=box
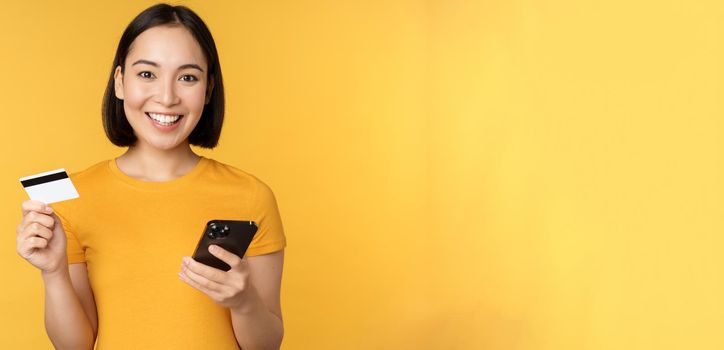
[116,142,201,182]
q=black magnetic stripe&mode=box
[21,171,69,188]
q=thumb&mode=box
[48,212,67,242]
[49,212,60,229]
[209,245,243,268]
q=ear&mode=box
[205,76,215,105]
[114,65,124,100]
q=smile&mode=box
[145,112,184,126]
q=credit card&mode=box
[19,168,79,204]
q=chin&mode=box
[135,135,188,151]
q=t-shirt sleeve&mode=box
[52,204,86,264]
[245,179,287,257]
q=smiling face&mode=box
[114,24,213,151]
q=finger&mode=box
[25,236,49,250]
[208,245,242,269]
[180,263,225,293]
[20,211,55,231]
[178,271,223,299]
[18,236,48,257]
[23,221,53,240]
[21,200,52,217]
[183,256,228,285]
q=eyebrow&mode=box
[131,59,204,72]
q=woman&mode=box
[15,4,286,349]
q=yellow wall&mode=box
[1,1,722,349]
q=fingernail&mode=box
[209,245,217,253]
[45,206,53,214]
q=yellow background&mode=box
[1,1,722,349]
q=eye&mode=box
[138,71,155,79]
[179,74,198,82]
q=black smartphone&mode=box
[192,220,258,271]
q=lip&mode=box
[146,111,184,116]
[145,112,184,131]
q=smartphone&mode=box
[192,220,258,271]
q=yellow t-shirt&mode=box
[51,156,286,349]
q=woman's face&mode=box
[114,25,212,151]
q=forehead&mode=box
[126,25,207,68]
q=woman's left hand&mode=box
[178,245,256,310]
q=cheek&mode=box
[179,87,208,114]
[121,80,207,116]
[123,81,152,111]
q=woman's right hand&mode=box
[16,200,68,275]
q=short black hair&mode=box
[102,3,224,149]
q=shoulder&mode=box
[203,158,280,209]
[203,158,275,193]
[67,160,112,186]
[51,159,110,216]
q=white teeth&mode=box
[147,113,181,124]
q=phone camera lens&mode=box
[207,222,229,239]
[208,222,220,239]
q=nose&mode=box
[157,78,180,106]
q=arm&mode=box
[179,248,285,350]
[42,263,98,350]
[230,250,284,350]
[16,201,98,350]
